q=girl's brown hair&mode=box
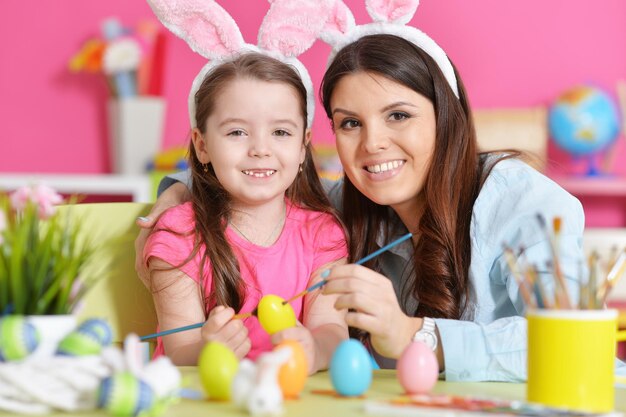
[182,53,340,314]
[320,34,503,320]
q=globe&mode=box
[549,86,621,175]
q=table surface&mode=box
[178,369,534,417]
[30,368,625,417]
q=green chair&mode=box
[57,203,157,343]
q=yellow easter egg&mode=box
[257,294,297,335]
[197,341,238,401]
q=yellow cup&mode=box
[527,309,617,413]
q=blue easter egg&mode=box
[98,372,154,417]
[329,339,373,396]
[0,316,39,361]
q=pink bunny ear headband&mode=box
[320,0,459,99]
[146,0,335,129]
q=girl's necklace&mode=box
[229,205,286,247]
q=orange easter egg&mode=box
[257,294,297,335]
[275,340,308,398]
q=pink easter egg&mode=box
[397,341,439,394]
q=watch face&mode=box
[415,332,437,350]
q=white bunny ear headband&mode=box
[320,0,459,99]
[146,0,335,129]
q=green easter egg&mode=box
[98,372,154,416]
[0,316,39,361]
[198,341,238,400]
[77,318,113,346]
[57,331,102,356]
[257,294,297,335]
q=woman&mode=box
[136,35,585,382]
[314,33,584,381]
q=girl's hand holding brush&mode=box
[201,306,251,360]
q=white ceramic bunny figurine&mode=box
[232,346,292,416]
[231,358,257,410]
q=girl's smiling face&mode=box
[193,78,308,209]
[330,71,436,218]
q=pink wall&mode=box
[1,0,625,175]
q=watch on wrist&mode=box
[412,317,438,351]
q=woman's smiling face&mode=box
[330,71,436,216]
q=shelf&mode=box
[552,176,626,197]
[0,174,152,203]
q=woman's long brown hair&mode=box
[320,35,503,320]
[167,53,341,315]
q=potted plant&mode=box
[0,185,97,357]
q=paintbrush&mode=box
[578,259,588,310]
[588,251,599,309]
[140,322,204,341]
[502,245,534,307]
[282,232,414,305]
[235,233,413,314]
[527,265,548,309]
[139,310,254,342]
[139,232,414,341]
[138,309,257,341]
[517,247,548,309]
[598,249,626,305]
[536,214,572,309]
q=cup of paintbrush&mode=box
[527,308,617,413]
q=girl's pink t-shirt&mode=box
[144,201,347,359]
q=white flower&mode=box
[103,38,142,74]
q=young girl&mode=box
[142,0,347,372]
[144,53,347,371]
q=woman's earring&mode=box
[203,163,208,173]
[299,164,303,173]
